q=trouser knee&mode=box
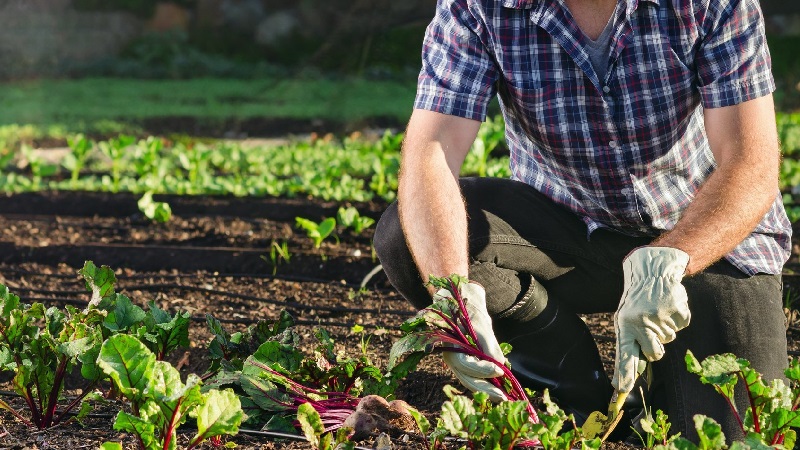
[373,202,431,309]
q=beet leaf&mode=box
[98,334,244,450]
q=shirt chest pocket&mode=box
[498,77,598,154]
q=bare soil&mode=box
[0,191,798,449]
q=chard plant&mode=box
[0,261,115,429]
[337,206,375,235]
[98,334,244,450]
[135,300,191,361]
[81,261,190,361]
[388,274,538,423]
[204,310,296,376]
[296,216,338,249]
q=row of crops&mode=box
[0,115,506,203]
[5,263,800,450]
[2,113,799,219]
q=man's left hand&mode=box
[612,247,691,393]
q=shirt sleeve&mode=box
[695,0,775,108]
[414,0,499,121]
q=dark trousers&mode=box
[374,177,788,442]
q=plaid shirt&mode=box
[415,0,791,275]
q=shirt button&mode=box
[609,140,618,148]
[603,85,611,94]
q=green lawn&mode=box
[0,77,417,134]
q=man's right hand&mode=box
[436,281,508,402]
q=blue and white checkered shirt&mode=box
[415,0,791,275]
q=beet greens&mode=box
[388,274,539,423]
[204,311,413,434]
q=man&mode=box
[374,0,791,443]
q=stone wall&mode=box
[0,0,795,78]
[0,0,142,78]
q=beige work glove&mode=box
[612,247,691,393]
[435,282,508,402]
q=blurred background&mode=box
[0,0,797,141]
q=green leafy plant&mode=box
[634,406,678,449]
[349,324,375,356]
[204,310,296,377]
[263,240,292,275]
[296,217,337,248]
[98,135,135,192]
[337,206,376,235]
[463,115,506,177]
[62,134,94,187]
[138,192,173,223]
[677,351,800,448]
[98,334,244,450]
[20,143,58,190]
[0,285,106,429]
[135,301,191,361]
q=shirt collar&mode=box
[502,0,660,11]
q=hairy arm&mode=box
[398,109,482,284]
[652,94,781,275]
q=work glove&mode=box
[435,281,508,402]
[612,247,690,393]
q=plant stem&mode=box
[54,379,99,425]
[25,384,44,429]
[0,397,34,427]
[741,372,761,434]
[162,397,183,450]
[43,356,69,427]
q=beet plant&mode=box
[297,402,355,450]
[388,274,538,422]
[660,351,800,449]
[0,285,106,429]
[204,311,417,437]
[427,386,600,450]
[0,261,190,430]
[98,334,244,450]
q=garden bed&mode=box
[1,191,800,449]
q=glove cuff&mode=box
[433,281,487,311]
[624,247,690,280]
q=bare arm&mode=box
[398,109,482,285]
[652,94,781,275]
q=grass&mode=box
[0,77,417,134]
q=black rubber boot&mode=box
[496,300,615,427]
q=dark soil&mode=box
[0,191,799,449]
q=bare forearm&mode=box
[653,159,777,275]
[399,150,469,280]
[653,95,780,275]
[397,110,481,284]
